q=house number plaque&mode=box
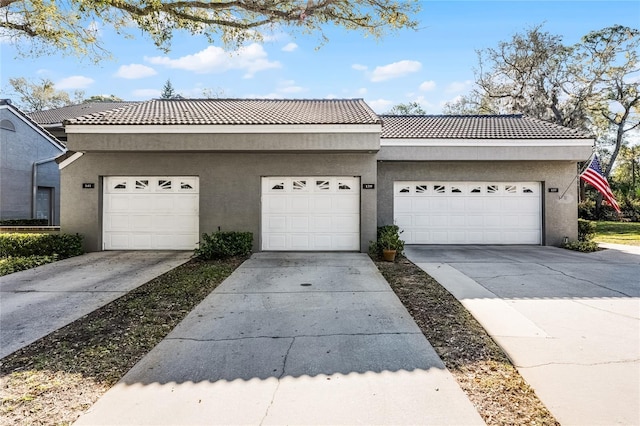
[362,184,375,189]
[82,183,95,189]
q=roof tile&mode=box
[66,99,381,126]
[380,114,592,139]
[28,102,138,125]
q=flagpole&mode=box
[558,151,596,200]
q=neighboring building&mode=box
[0,100,66,225]
[61,99,593,252]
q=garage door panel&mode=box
[262,176,360,251]
[104,176,199,250]
[395,181,540,244]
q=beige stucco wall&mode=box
[61,151,377,253]
[377,160,580,246]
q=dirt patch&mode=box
[376,257,558,425]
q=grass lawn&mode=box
[594,221,640,246]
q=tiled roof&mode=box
[29,102,138,125]
[380,114,592,139]
[65,99,381,125]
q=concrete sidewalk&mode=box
[74,253,484,425]
[0,251,193,359]
[406,245,640,426]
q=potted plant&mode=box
[377,225,404,262]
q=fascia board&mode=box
[65,124,382,134]
[381,138,594,147]
[59,152,84,169]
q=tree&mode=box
[384,101,426,115]
[446,25,639,175]
[160,79,180,99]
[84,94,124,102]
[1,0,420,61]
[4,77,75,112]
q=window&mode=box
[338,182,351,190]
[451,186,463,193]
[523,186,534,194]
[158,179,172,190]
[271,182,285,190]
[487,185,499,194]
[316,180,330,190]
[505,185,517,194]
[0,119,15,131]
[399,186,411,193]
[416,184,428,193]
[135,180,149,190]
[434,185,445,194]
[293,180,307,191]
[180,182,194,190]
[470,186,482,194]
[113,181,127,190]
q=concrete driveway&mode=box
[0,251,193,359]
[405,244,640,425]
[74,253,484,425]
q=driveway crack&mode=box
[167,331,423,343]
[536,263,632,297]
[517,358,640,368]
[260,337,295,425]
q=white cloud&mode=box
[56,75,94,89]
[282,42,298,52]
[132,89,161,99]
[419,80,436,92]
[446,80,473,93]
[368,98,395,113]
[357,87,367,95]
[352,64,368,71]
[145,43,280,78]
[277,80,305,94]
[115,64,157,79]
[370,60,422,82]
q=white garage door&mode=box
[103,176,199,250]
[394,181,541,244]
[262,177,360,251]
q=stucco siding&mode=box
[0,108,63,224]
[61,152,377,252]
[378,144,593,161]
[65,132,380,152]
[377,161,579,246]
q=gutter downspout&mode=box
[32,156,61,223]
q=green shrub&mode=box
[0,219,49,226]
[0,255,59,276]
[195,231,253,259]
[562,241,599,253]
[0,233,83,258]
[577,219,596,242]
[578,199,596,220]
[369,225,405,258]
[563,219,599,252]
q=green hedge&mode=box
[0,219,49,226]
[195,231,253,259]
[0,256,59,276]
[0,233,83,258]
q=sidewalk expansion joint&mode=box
[165,331,424,343]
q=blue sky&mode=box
[1,1,638,113]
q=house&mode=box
[0,100,66,225]
[61,99,593,252]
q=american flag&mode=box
[580,155,621,213]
